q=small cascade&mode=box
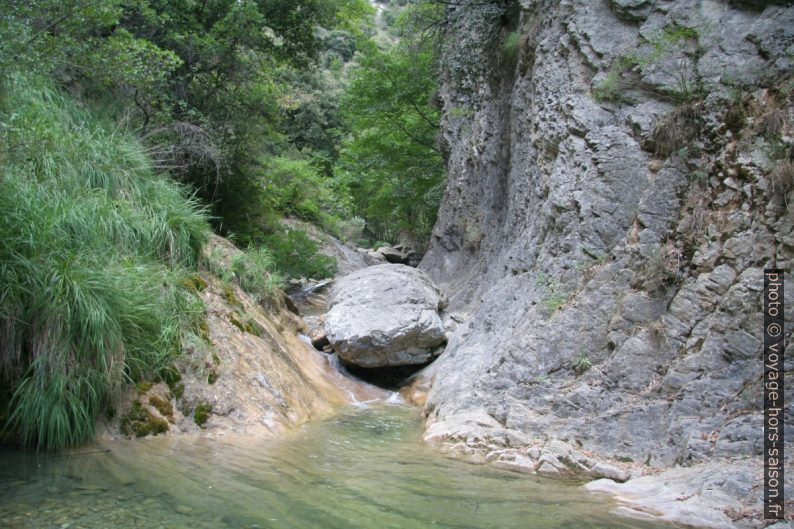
[297,332,387,406]
[290,279,410,407]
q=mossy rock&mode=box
[229,313,246,333]
[223,285,241,307]
[229,312,263,336]
[207,352,221,384]
[121,401,169,438]
[148,395,174,421]
[194,403,212,428]
[245,319,264,337]
[181,273,209,292]
[136,381,154,395]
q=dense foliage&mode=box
[1,0,372,262]
[335,29,444,244]
[0,0,444,448]
[0,77,209,449]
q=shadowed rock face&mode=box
[415,0,794,526]
[325,264,448,368]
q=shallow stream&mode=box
[0,281,671,529]
[0,403,671,529]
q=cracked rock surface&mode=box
[414,1,794,527]
[325,264,448,368]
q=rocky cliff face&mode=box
[418,0,794,525]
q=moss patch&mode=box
[194,402,212,428]
[160,366,184,400]
[246,319,264,337]
[197,317,212,344]
[229,313,246,333]
[223,285,241,307]
[229,312,263,336]
[148,395,174,421]
[181,273,208,292]
[136,381,154,395]
[121,401,169,438]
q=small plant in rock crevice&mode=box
[573,351,592,375]
[594,23,703,105]
[502,30,521,69]
[537,273,570,316]
[635,243,683,293]
[652,103,701,157]
[193,402,212,428]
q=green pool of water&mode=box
[0,404,665,529]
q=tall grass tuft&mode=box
[230,247,285,305]
[0,75,209,449]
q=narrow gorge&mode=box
[0,1,792,529]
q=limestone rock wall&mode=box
[419,0,793,524]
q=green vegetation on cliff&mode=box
[0,77,209,449]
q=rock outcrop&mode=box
[324,264,448,367]
[415,1,794,527]
[103,235,382,440]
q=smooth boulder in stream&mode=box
[324,264,448,368]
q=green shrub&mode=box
[262,228,337,279]
[0,76,209,449]
[573,351,592,375]
[263,155,344,226]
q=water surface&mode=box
[0,404,666,529]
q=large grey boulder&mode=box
[324,264,448,368]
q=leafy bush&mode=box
[262,154,348,230]
[323,30,358,62]
[262,228,337,279]
[0,76,209,449]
